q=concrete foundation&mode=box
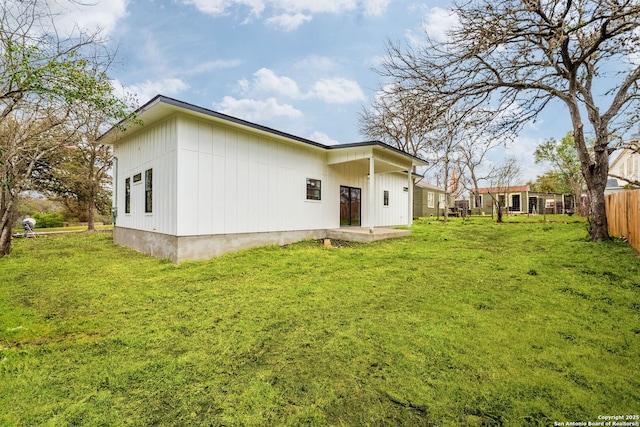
[113,226,411,263]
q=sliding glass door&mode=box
[340,186,361,226]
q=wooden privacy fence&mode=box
[605,189,640,253]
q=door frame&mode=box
[340,185,361,227]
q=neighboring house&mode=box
[99,95,427,262]
[413,181,455,218]
[605,178,625,195]
[609,140,640,189]
[470,185,573,215]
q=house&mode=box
[470,185,573,215]
[413,181,455,218]
[99,95,427,263]
[608,140,639,191]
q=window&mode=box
[383,190,389,206]
[427,192,435,208]
[145,168,153,213]
[306,178,321,200]
[439,194,445,207]
[133,173,142,183]
[125,178,131,214]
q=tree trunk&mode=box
[87,179,96,232]
[0,193,16,256]
[87,197,96,231]
[0,221,13,255]
[442,162,450,222]
[567,90,610,241]
[585,145,610,241]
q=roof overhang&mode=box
[99,94,428,170]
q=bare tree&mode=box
[425,108,470,221]
[0,0,134,255]
[377,0,640,241]
[457,136,506,216]
[486,157,522,223]
[361,83,500,221]
[359,85,433,159]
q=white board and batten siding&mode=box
[376,173,410,226]
[114,114,413,236]
[174,115,336,237]
[111,96,425,246]
[114,117,178,235]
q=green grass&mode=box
[1,216,638,426]
[13,224,113,233]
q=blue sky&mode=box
[52,0,579,184]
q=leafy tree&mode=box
[529,172,565,193]
[34,111,115,230]
[377,0,640,241]
[534,132,586,214]
[0,0,135,256]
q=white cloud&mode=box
[516,143,547,183]
[271,0,389,16]
[293,55,339,74]
[188,59,243,75]
[46,0,129,38]
[309,131,340,145]
[266,13,312,31]
[311,78,366,104]
[237,68,365,104]
[179,0,390,29]
[249,68,301,98]
[412,6,458,44]
[122,78,190,104]
[182,0,264,16]
[360,0,391,16]
[215,96,304,122]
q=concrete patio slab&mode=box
[326,227,411,243]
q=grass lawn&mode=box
[1,216,638,426]
[12,224,113,234]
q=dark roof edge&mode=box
[330,140,428,165]
[100,94,428,165]
[117,94,327,150]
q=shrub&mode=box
[32,212,65,228]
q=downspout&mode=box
[112,156,118,226]
[408,169,413,227]
[369,156,375,233]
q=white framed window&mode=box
[145,169,153,213]
[306,178,321,200]
[125,178,131,214]
[427,192,434,208]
